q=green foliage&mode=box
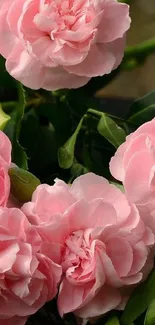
[4,84,28,169]
[105,316,120,325]
[127,91,155,126]
[0,105,10,129]
[144,299,155,325]
[121,270,155,325]
[0,56,17,92]
[58,117,84,169]
[97,112,126,148]
[9,167,40,203]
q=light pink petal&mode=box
[30,37,59,67]
[71,173,130,223]
[0,8,18,57]
[99,251,123,287]
[110,141,128,182]
[65,199,90,232]
[123,134,154,173]
[37,253,62,299]
[0,131,12,165]
[0,316,27,325]
[71,173,110,201]
[0,169,10,206]
[34,183,75,219]
[105,36,126,70]
[131,118,155,140]
[42,66,90,90]
[65,43,115,77]
[51,44,88,66]
[75,284,121,318]
[41,242,62,265]
[36,213,69,244]
[17,0,44,41]
[7,0,26,37]
[6,43,45,89]
[124,150,154,203]
[89,200,117,228]
[97,1,130,43]
[58,278,86,316]
[0,208,29,239]
[128,241,148,276]
[0,241,19,272]
[13,243,32,276]
[121,204,140,231]
[106,237,133,277]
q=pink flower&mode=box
[0,131,11,207]
[0,0,130,90]
[22,173,154,319]
[110,118,155,205]
[0,207,62,325]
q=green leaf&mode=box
[58,117,84,169]
[121,270,155,325]
[105,316,120,325]
[9,167,40,203]
[0,56,17,89]
[128,91,155,126]
[37,95,73,147]
[97,113,126,148]
[4,84,28,169]
[145,299,155,325]
[110,181,124,192]
[0,105,10,129]
[69,160,89,182]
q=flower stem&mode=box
[124,38,155,64]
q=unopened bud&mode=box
[9,167,40,203]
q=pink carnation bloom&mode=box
[0,207,61,325]
[22,173,154,319]
[0,0,130,90]
[110,118,155,233]
[0,131,12,207]
[110,118,155,204]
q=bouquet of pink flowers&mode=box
[0,0,154,325]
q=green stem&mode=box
[87,108,103,117]
[119,0,132,3]
[124,38,155,61]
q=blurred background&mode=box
[98,0,155,99]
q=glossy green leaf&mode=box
[97,113,126,148]
[145,299,155,325]
[128,91,155,126]
[58,117,84,169]
[0,105,10,130]
[4,84,28,169]
[121,270,155,325]
[105,316,120,325]
[9,167,40,203]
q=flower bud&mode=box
[9,167,40,203]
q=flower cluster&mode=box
[0,0,130,90]
[1,118,155,324]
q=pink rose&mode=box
[0,131,11,206]
[110,118,155,205]
[0,207,62,325]
[22,173,154,319]
[0,0,130,90]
